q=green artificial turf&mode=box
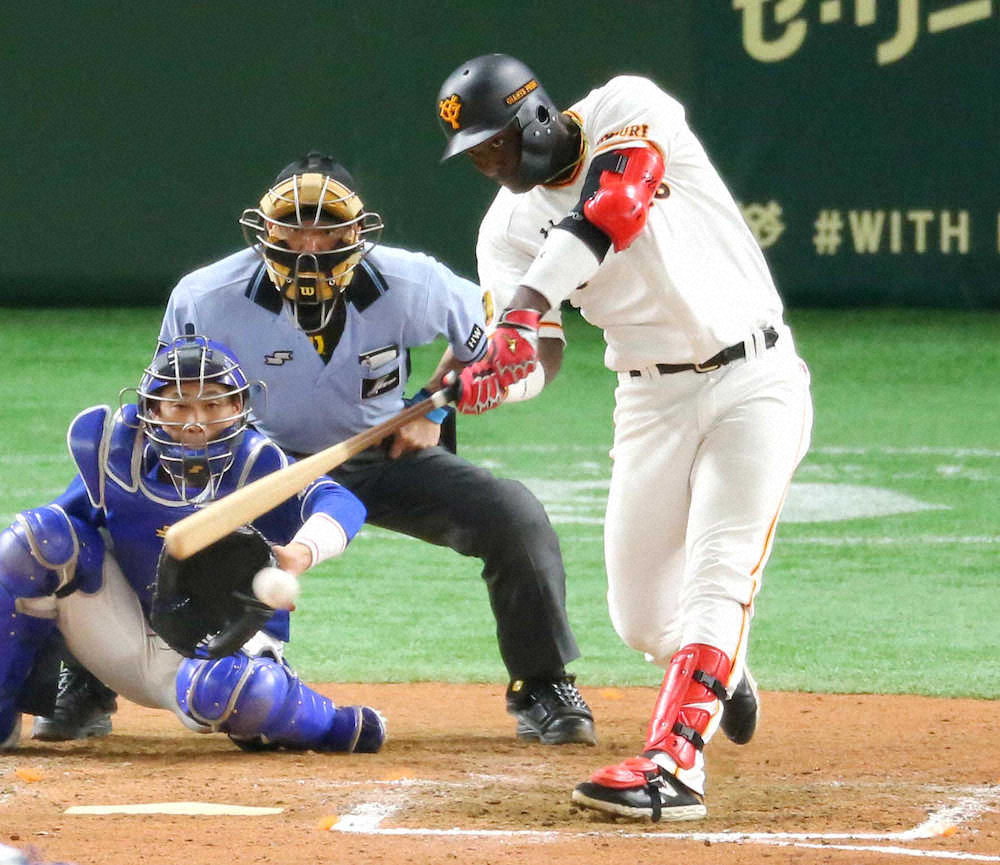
[1,306,997,696]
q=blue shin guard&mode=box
[1,508,105,747]
[0,585,57,749]
[176,653,386,753]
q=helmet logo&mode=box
[504,79,538,106]
[439,94,463,130]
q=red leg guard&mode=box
[644,644,732,770]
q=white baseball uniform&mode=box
[476,75,813,792]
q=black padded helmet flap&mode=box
[437,54,560,186]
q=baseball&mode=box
[251,566,300,610]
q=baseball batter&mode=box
[1,336,385,754]
[437,55,813,820]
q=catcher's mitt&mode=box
[152,525,276,659]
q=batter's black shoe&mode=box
[720,669,760,745]
[31,665,117,741]
[572,756,706,822]
[507,675,597,745]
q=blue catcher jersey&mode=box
[54,404,366,640]
[159,245,489,455]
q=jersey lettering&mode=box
[597,123,650,146]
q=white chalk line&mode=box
[330,781,1000,861]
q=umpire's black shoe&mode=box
[720,669,760,745]
[31,665,118,741]
[507,674,597,745]
[572,755,706,822]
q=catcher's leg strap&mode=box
[176,653,385,752]
[644,643,731,770]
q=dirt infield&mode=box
[3,684,999,865]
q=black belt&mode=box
[628,327,779,377]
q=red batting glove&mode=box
[456,363,507,415]
[486,309,541,387]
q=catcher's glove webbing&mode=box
[152,525,276,659]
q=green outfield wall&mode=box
[1,1,996,308]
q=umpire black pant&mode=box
[328,446,580,680]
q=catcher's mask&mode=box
[129,335,252,502]
[239,151,384,333]
[436,54,563,189]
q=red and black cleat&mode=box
[720,669,760,745]
[571,756,706,822]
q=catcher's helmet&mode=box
[239,152,384,333]
[133,335,252,502]
[437,54,561,187]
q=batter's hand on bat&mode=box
[455,364,507,414]
[455,308,540,415]
[485,308,541,387]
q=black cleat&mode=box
[720,669,760,745]
[507,675,597,745]
[31,664,118,742]
[572,755,706,821]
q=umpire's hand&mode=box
[386,417,442,459]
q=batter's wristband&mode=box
[414,388,449,424]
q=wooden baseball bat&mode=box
[163,382,458,560]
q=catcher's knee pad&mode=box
[176,653,385,753]
[0,507,104,598]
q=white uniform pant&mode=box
[604,337,813,685]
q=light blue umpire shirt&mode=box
[159,245,488,455]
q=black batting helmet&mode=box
[436,54,561,187]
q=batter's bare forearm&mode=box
[510,285,552,315]
[537,336,564,384]
[424,347,465,392]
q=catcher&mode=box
[1,335,385,753]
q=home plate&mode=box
[65,802,283,816]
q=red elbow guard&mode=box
[583,146,665,252]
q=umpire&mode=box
[157,152,595,745]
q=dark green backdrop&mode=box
[1,1,995,308]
